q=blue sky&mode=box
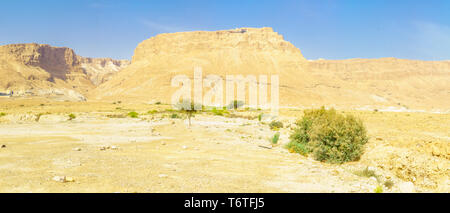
[1,0,449,60]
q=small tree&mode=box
[174,99,202,127]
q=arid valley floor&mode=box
[0,98,448,193]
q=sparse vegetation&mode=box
[174,99,202,127]
[148,110,158,114]
[0,112,6,117]
[211,107,228,116]
[269,120,283,130]
[354,167,379,179]
[68,113,76,120]
[287,107,369,164]
[155,101,162,105]
[227,100,245,110]
[128,111,139,118]
[258,113,263,122]
[384,180,394,189]
[374,185,383,193]
[271,132,280,145]
[170,113,181,119]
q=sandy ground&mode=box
[0,99,448,193]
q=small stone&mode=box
[1,144,6,148]
[369,177,378,182]
[100,146,110,151]
[52,176,65,182]
[65,177,75,182]
[182,145,188,149]
[111,146,119,150]
[72,147,82,151]
[158,174,168,178]
[161,141,166,145]
[376,137,383,141]
[399,182,415,193]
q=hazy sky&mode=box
[1,0,449,60]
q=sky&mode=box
[1,0,449,60]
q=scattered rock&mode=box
[398,182,415,193]
[161,141,166,145]
[52,176,75,183]
[100,146,111,151]
[1,144,6,148]
[182,145,188,150]
[72,147,82,151]
[376,137,383,141]
[158,174,168,178]
[52,176,65,182]
[111,145,119,150]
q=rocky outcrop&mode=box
[78,57,130,85]
[0,43,129,101]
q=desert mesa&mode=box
[1,27,449,112]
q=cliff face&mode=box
[0,43,129,101]
[132,27,306,63]
[91,27,450,111]
[78,57,130,86]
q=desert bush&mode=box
[374,185,383,193]
[170,113,181,119]
[155,101,161,105]
[286,107,368,164]
[211,107,229,116]
[354,167,378,179]
[227,100,245,110]
[258,113,263,122]
[68,113,76,120]
[148,110,158,114]
[0,112,6,117]
[128,111,139,118]
[271,132,280,145]
[269,120,284,130]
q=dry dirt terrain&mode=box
[0,99,448,193]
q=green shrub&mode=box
[170,113,181,119]
[0,112,6,117]
[269,120,284,130]
[211,108,228,116]
[258,113,263,122]
[128,111,139,118]
[271,132,280,145]
[286,107,368,164]
[374,185,383,193]
[227,100,245,110]
[68,113,76,120]
[354,167,379,179]
[148,110,158,114]
[155,101,161,105]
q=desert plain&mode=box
[0,98,448,193]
